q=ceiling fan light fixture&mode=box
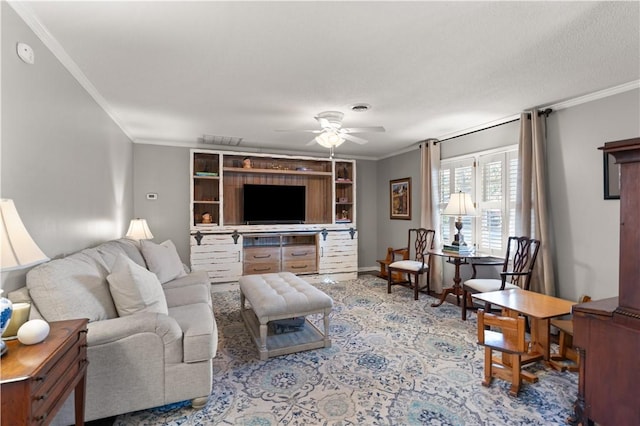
[315,131,345,148]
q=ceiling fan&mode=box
[277,111,385,156]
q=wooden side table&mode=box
[1,318,89,425]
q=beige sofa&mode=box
[9,238,217,425]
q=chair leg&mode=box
[387,268,393,294]
[482,347,493,388]
[462,289,468,321]
[413,273,419,300]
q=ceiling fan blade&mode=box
[341,126,386,133]
[342,134,368,145]
[275,129,323,133]
[306,137,319,146]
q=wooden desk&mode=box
[429,250,502,308]
[473,289,575,362]
[1,319,89,426]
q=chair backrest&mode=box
[407,228,435,265]
[503,236,541,290]
[477,309,527,353]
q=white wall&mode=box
[1,4,134,292]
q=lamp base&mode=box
[452,220,467,246]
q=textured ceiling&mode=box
[11,1,640,159]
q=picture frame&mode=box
[390,177,411,220]
[603,152,620,200]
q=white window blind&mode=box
[440,147,518,255]
[439,157,475,246]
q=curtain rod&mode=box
[434,108,552,144]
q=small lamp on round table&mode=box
[442,191,477,246]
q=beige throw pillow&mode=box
[107,253,169,316]
[140,239,187,284]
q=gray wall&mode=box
[1,4,134,292]
[547,89,640,301]
[355,159,378,270]
[376,150,422,257]
[132,145,191,263]
[131,144,379,269]
[376,89,640,302]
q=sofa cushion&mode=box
[27,251,118,322]
[112,238,147,268]
[107,254,169,316]
[140,240,187,284]
[169,302,216,363]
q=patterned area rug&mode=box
[114,275,577,425]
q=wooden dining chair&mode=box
[477,309,529,397]
[461,236,541,320]
[387,228,435,300]
[549,295,591,372]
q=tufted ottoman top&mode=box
[239,272,333,319]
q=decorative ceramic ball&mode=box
[17,319,50,345]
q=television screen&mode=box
[243,184,306,224]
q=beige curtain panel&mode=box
[420,139,443,292]
[517,111,556,296]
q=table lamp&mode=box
[125,218,154,240]
[443,191,477,246]
[1,199,50,356]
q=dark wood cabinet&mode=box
[572,137,640,426]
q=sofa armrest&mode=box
[87,312,182,348]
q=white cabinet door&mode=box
[317,229,358,281]
[190,233,243,283]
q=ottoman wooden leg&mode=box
[323,310,331,348]
[259,322,268,360]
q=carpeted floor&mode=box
[113,275,578,425]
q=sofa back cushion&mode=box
[140,240,187,284]
[107,253,168,316]
[27,249,118,322]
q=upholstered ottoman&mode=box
[239,272,333,360]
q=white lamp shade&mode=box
[126,218,154,240]
[1,199,49,271]
[315,131,345,148]
[443,191,477,216]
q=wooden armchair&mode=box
[387,228,435,300]
[477,309,529,396]
[462,236,540,320]
[376,247,409,281]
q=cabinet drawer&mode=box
[244,247,280,263]
[282,245,316,262]
[283,260,317,274]
[243,262,280,275]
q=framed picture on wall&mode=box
[603,152,620,200]
[390,177,411,220]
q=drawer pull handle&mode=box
[291,252,308,257]
[252,254,272,259]
[80,329,88,334]
[253,267,272,272]
[35,393,47,401]
[34,376,45,382]
[36,413,48,421]
[291,265,308,269]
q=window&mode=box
[440,146,518,255]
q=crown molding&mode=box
[8,1,134,142]
[542,80,640,111]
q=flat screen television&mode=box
[243,184,306,224]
